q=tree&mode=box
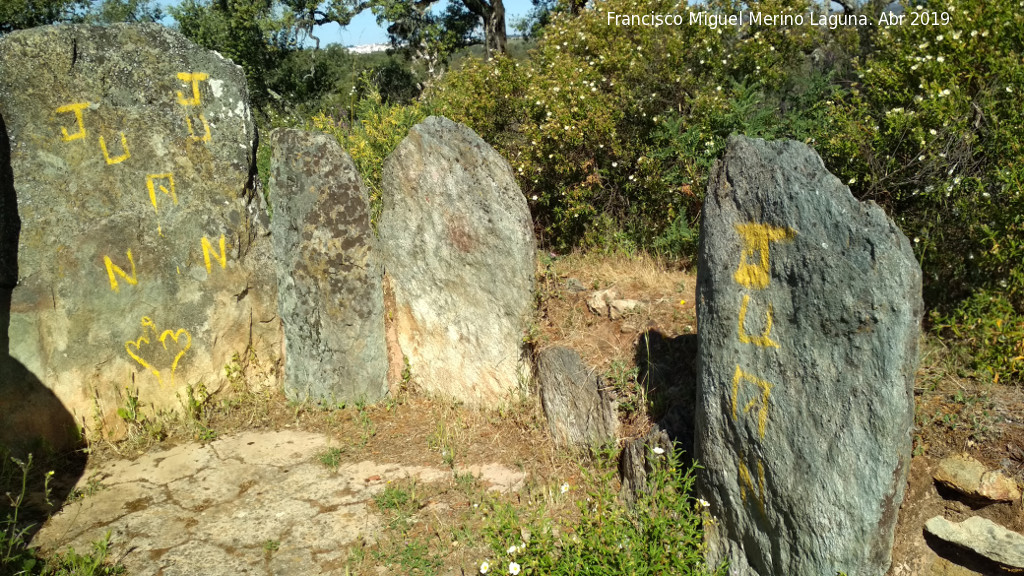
[0,0,87,33]
[81,0,163,24]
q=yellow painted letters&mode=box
[56,102,89,141]
[201,235,227,273]
[737,450,767,512]
[738,294,779,348]
[176,72,213,142]
[99,132,130,164]
[104,250,137,293]
[145,173,177,213]
[733,222,795,289]
[731,365,773,440]
[176,72,210,106]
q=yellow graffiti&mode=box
[737,450,766,512]
[738,294,779,348]
[733,222,796,289]
[56,102,89,141]
[176,72,212,142]
[146,173,177,213]
[176,72,209,106]
[731,365,773,440]
[104,250,137,293]
[99,133,130,165]
[124,317,192,387]
[184,113,212,142]
[201,235,227,273]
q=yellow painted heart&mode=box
[124,317,192,387]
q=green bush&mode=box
[815,0,1024,310]
[430,0,842,254]
[932,290,1024,384]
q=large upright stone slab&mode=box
[0,24,280,441]
[379,116,535,406]
[268,129,386,404]
[694,136,922,576]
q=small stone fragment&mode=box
[934,454,1021,502]
[608,299,640,320]
[924,516,1024,568]
[565,278,586,293]
[587,288,618,316]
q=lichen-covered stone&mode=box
[268,129,386,404]
[695,136,922,576]
[378,116,535,406]
[0,24,280,442]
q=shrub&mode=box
[814,0,1024,310]
[430,0,843,255]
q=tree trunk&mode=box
[486,0,506,56]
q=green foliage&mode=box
[317,446,344,470]
[0,0,86,33]
[932,290,1024,384]
[477,446,724,575]
[80,0,162,23]
[430,0,836,253]
[304,83,426,222]
[2,454,123,575]
[814,0,1024,310]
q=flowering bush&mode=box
[431,0,840,254]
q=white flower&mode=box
[1008,87,1014,93]
[611,162,618,168]
[508,545,517,555]
[509,562,521,575]
[696,498,710,509]
[937,56,945,63]
[561,483,570,494]
[653,446,665,455]
[914,237,920,243]
[480,561,491,574]
[531,195,538,201]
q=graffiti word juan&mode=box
[731,221,795,515]
[55,102,131,165]
[125,316,192,387]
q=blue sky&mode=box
[156,0,536,46]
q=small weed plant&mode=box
[2,453,124,575]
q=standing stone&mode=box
[268,129,386,404]
[695,136,922,576]
[536,346,616,449]
[0,24,280,441]
[378,116,535,406]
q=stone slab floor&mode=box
[31,430,526,576]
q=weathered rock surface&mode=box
[925,516,1024,568]
[268,129,386,404]
[536,346,616,449]
[619,425,673,505]
[33,430,528,576]
[934,454,1021,503]
[0,24,279,443]
[378,116,535,406]
[695,136,922,576]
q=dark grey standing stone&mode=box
[268,129,386,404]
[378,116,535,406]
[695,136,922,576]
[536,346,616,449]
[0,24,280,443]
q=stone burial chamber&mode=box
[694,135,923,576]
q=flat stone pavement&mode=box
[32,430,527,576]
